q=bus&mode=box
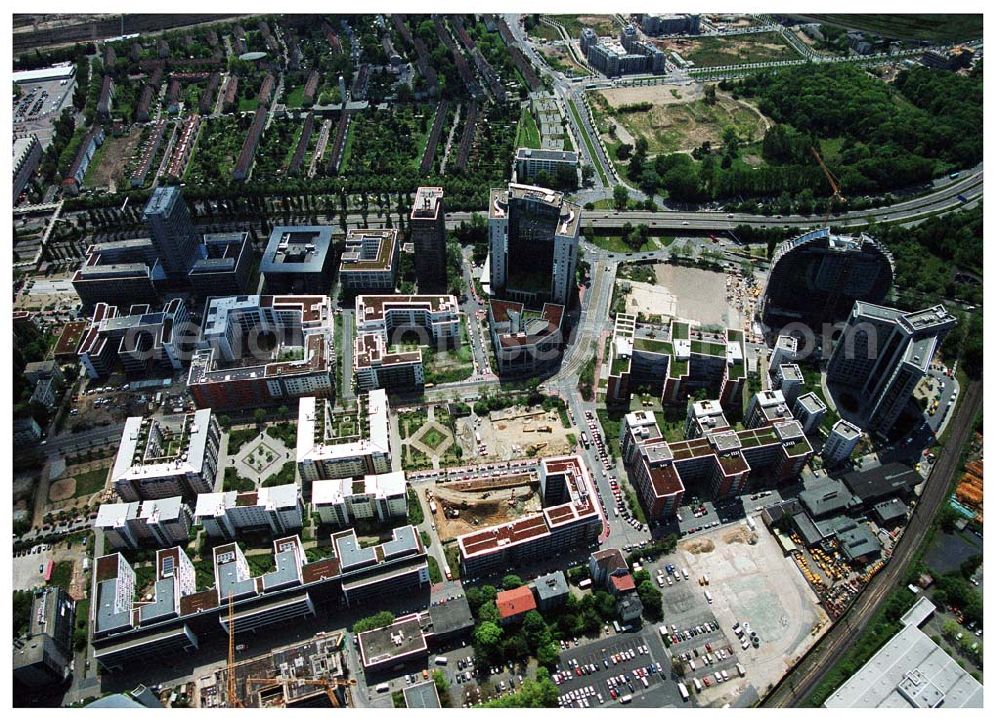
[580,432,590,449]
[677,682,690,701]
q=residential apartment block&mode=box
[95,497,194,550]
[110,409,221,501]
[457,456,602,577]
[793,392,828,434]
[515,147,578,185]
[77,299,190,379]
[604,313,746,411]
[621,408,812,505]
[312,471,407,527]
[296,391,392,482]
[823,419,863,465]
[195,484,304,540]
[13,588,76,691]
[188,295,334,410]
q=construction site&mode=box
[454,405,576,463]
[426,470,542,542]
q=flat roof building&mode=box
[261,226,335,295]
[823,419,863,466]
[357,613,428,675]
[188,295,334,411]
[825,609,982,707]
[297,392,391,482]
[96,497,194,550]
[143,186,200,278]
[403,680,441,708]
[410,187,447,293]
[13,588,76,691]
[533,570,570,610]
[793,392,827,434]
[488,183,581,307]
[189,232,254,299]
[457,456,602,577]
[488,299,564,376]
[515,147,578,185]
[77,299,189,379]
[312,471,407,527]
[339,229,399,292]
[110,409,221,501]
[195,485,304,540]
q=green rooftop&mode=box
[611,354,631,376]
[632,337,673,354]
[690,340,727,357]
[672,322,690,340]
[728,359,746,380]
[669,355,688,378]
[784,439,811,457]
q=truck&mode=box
[704,590,713,604]
[429,500,438,514]
[736,664,746,677]
[581,432,590,449]
[677,682,689,700]
[957,194,969,203]
[682,568,689,580]
[659,625,669,637]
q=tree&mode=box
[502,574,524,590]
[636,580,664,621]
[473,620,503,662]
[612,184,629,210]
[536,640,560,666]
[478,601,501,624]
[703,84,717,105]
[253,408,267,425]
[432,670,451,707]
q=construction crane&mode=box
[226,595,242,708]
[245,676,358,708]
[811,146,844,226]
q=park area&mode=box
[591,84,768,156]
[661,31,798,67]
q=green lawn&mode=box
[427,555,443,583]
[568,98,608,185]
[223,467,255,492]
[49,561,74,591]
[589,235,659,253]
[72,468,108,498]
[285,84,305,108]
[421,426,448,450]
[516,107,542,150]
[683,32,798,67]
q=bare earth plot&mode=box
[676,526,829,704]
[654,263,739,329]
[660,32,798,67]
[593,85,768,155]
[88,126,144,189]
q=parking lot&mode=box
[664,523,827,705]
[675,491,783,536]
[554,630,684,708]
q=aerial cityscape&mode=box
[11,10,983,710]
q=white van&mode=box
[375,683,390,693]
[434,656,448,665]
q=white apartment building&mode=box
[312,471,407,527]
[793,392,828,434]
[194,484,303,540]
[95,497,193,550]
[823,419,863,465]
[297,391,391,482]
[111,409,221,502]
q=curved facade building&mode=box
[760,228,894,333]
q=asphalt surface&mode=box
[761,379,982,707]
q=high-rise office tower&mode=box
[488,183,581,307]
[410,187,447,293]
[142,186,200,277]
[827,302,956,437]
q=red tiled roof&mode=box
[496,585,536,620]
[610,573,636,593]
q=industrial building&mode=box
[312,471,407,527]
[195,485,304,540]
[621,408,812,502]
[338,229,400,292]
[110,409,221,501]
[410,187,448,293]
[825,599,982,708]
[457,456,602,577]
[759,228,894,334]
[187,295,334,410]
[261,226,335,295]
[488,183,581,307]
[826,302,957,438]
[487,299,564,376]
[95,497,194,550]
[296,391,392,482]
[13,134,43,203]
